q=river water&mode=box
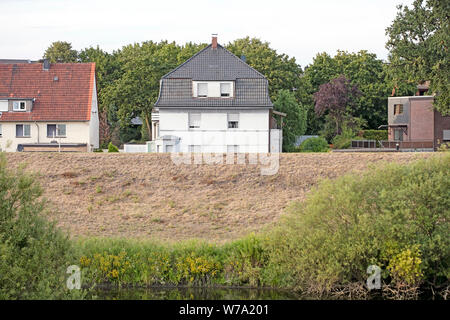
[92,286,301,300]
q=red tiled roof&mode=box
[0,62,95,121]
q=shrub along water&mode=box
[0,154,84,299]
[265,153,449,298]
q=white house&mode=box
[0,60,99,152]
[150,35,283,153]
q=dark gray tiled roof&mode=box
[155,44,272,108]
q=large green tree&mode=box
[43,41,78,63]
[386,0,450,115]
[273,89,307,151]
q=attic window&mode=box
[13,101,26,111]
[197,83,208,97]
[220,83,231,97]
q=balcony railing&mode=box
[351,140,434,150]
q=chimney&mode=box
[211,34,218,49]
[43,59,50,71]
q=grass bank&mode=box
[74,153,449,299]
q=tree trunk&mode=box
[335,117,340,136]
[145,113,152,141]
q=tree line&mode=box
[43,0,448,150]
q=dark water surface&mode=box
[92,286,301,300]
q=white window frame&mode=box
[189,113,201,129]
[13,101,26,112]
[47,124,66,138]
[16,124,31,137]
[197,83,208,98]
[227,113,239,129]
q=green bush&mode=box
[362,130,388,141]
[93,148,104,153]
[299,137,330,152]
[266,154,450,298]
[331,126,356,149]
[107,142,119,153]
[0,154,84,299]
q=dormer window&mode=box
[197,83,208,98]
[220,83,231,97]
[193,81,234,98]
[13,101,26,111]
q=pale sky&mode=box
[0,0,414,67]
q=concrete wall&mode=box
[388,97,410,141]
[0,121,91,152]
[158,109,270,152]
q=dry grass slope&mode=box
[5,152,432,242]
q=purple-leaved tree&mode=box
[314,75,361,135]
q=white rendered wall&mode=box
[158,109,269,153]
[89,77,100,149]
[0,122,91,152]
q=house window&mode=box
[394,104,403,115]
[197,83,208,97]
[0,100,8,112]
[189,113,201,129]
[227,145,239,153]
[393,128,403,141]
[13,101,26,111]
[220,83,231,97]
[228,113,239,129]
[16,124,30,137]
[47,124,66,137]
[188,145,201,152]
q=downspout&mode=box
[34,122,39,143]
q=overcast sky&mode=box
[0,0,414,67]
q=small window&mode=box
[13,101,26,111]
[47,124,66,137]
[394,104,403,115]
[188,145,201,152]
[393,128,403,141]
[16,124,30,137]
[228,113,239,129]
[189,113,201,129]
[197,83,208,97]
[220,83,231,97]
